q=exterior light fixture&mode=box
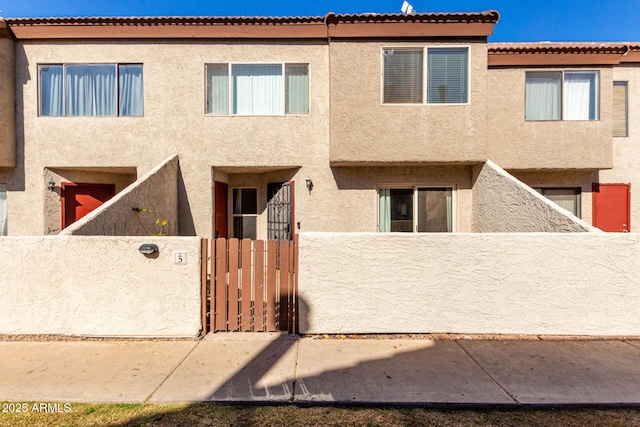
[139,243,159,256]
[305,177,313,193]
[47,179,55,191]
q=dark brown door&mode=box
[592,183,631,232]
[61,183,115,229]
[214,181,228,238]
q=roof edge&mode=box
[488,42,640,66]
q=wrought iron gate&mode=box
[267,181,293,241]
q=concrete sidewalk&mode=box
[2,334,640,405]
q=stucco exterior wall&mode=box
[8,40,330,237]
[329,41,488,164]
[0,236,202,336]
[298,232,640,335]
[486,67,613,170]
[0,38,15,167]
[61,155,178,236]
[472,160,596,232]
[599,66,640,231]
[509,169,596,225]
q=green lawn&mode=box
[2,403,640,427]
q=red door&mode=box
[592,183,631,232]
[61,183,115,229]
[214,181,228,238]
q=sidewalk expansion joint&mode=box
[622,340,640,351]
[290,339,301,402]
[455,341,520,404]
[144,340,201,402]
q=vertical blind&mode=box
[206,63,309,115]
[383,49,423,104]
[613,81,628,137]
[427,48,468,104]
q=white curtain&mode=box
[206,65,229,114]
[564,72,598,120]
[445,191,453,232]
[285,64,309,114]
[66,65,117,116]
[378,189,391,232]
[40,65,63,116]
[118,64,143,116]
[0,184,7,236]
[525,72,561,120]
[232,64,283,115]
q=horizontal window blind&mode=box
[383,49,423,104]
[613,81,628,137]
[427,47,468,104]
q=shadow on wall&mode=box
[8,44,28,192]
[177,161,196,236]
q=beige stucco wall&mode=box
[0,38,15,167]
[8,40,331,237]
[487,67,613,170]
[298,232,640,335]
[0,236,202,336]
[599,65,640,231]
[61,155,178,236]
[472,160,595,232]
[329,41,488,164]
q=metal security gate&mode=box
[267,182,293,241]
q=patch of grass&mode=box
[1,403,640,427]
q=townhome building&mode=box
[0,10,637,239]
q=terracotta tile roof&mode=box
[489,42,640,54]
[488,42,640,66]
[327,10,500,24]
[3,15,326,26]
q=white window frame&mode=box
[231,187,258,239]
[204,62,310,116]
[380,46,471,106]
[38,63,144,117]
[376,183,457,232]
[534,187,582,218]
[525,70,600,121]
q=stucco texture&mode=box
[298,232,640,335]
[486,67,613,170]
[599,66,640,231]
[329,41,488,164]
[472,160,596,232]
[0,38,15,167]
[9,40,330,237]
[60,155,178,236]
[0,236,202,336]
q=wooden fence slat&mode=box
[254,240,265,332]
[214,238,227,332]
[279,240,290,331]
[288,241,296,334]
[201,239,209,336]
[228,238,240,331]
[266,240,277,332]
[241,239,252,331]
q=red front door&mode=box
[61,183,115,229]
[214,181,228,238]
[592,183,631,232]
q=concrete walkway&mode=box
[2,334,640,405]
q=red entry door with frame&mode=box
[61,183,115,229]
[592,183,631,232]
[214,181,228,238]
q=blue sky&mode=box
[0,0,637,43]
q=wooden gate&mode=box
[201,238,297,334]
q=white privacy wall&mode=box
[298,232,640,335]
[0,236,202,336]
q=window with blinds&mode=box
[382,47,469,105]
[613,81,628,137]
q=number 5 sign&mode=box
[173,251,187,264]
